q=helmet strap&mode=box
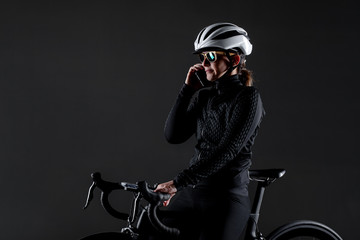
[225,52,244,75]
[216,52,244,81]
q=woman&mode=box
[155,23,265,240]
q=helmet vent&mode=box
[197,28,206,44]
[204,23,233,40]
[213,30,247,40]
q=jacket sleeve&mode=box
[173,87,264,190]
[164,84,199,144]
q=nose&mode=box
[201,57,210,67]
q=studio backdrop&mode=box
[0,1,358,239]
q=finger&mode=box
[154,188,166,193]
[189,64,203,72]
[154,184,165,192]
[190,67,199,72]
[194,64,204,69]
[192,67,202,72]
[155,186,172,193]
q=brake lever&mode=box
[83,181,96,209]
[83,172,129,220]
[137,181,170,204]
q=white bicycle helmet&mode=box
[194,23,252,55]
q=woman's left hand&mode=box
[154,180,177,206]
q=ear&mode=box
[232,55,241,67]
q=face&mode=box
[198,51,241,82]
[200,52,232,82]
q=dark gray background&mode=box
[1,1,358,239]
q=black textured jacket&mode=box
[165,74,265,195]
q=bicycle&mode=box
[80,169,343,240]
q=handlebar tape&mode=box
[90,172,129,220]
[148,203,180,237]
[137,181,180,237]
[100,191,129,220]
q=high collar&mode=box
[213,74,242,90]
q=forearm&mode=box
[164,84,197,144]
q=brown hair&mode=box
[240,67,253,86]
[229,53,254,86]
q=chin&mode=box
[206,74,216,82]
[207,77,218,82]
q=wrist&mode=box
[173,178,184,192]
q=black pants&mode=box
[146,186,250,240]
